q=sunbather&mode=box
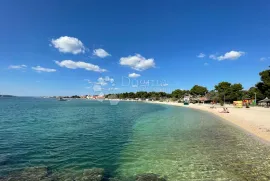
[219,107,229,113]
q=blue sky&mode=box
[1,0,270,96]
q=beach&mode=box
[147,101,270,143]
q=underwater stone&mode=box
[81,168,104,181]
[21,166,49,179]
[1,166,51,181]
[135,173,166,181]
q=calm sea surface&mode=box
[0,97,270,180]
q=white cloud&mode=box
[8,65,27,69]
[93,84,103,91]
[55,60,106,72]
[51,36,85,54]
[93,48,111,58]
[197,53,205,58]
[108,87,119,90]
[120,54,155,71]
[209,51,245,61]
[97,76,114,86]
[259,57,270,62]
[204,62,209,66]
[162,83,169,86]
[104,76,114,83]
[128,73,141,78]
[97,78,108,86]
[260,57,266,61]
[84,79,95,84]
[32,66,56,73]
[209,54,216,59]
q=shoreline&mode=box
[143,101,270,144]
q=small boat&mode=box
[184,101,189,105]
[58,97,67,101]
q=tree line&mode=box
[106,67,270,103]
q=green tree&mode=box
[259,67,270,85]
[256,67,270,98]
[128,92,135,98]
[214,82,244,102]
[207,90,219,102]
[190,85,208,96]
[118,93,125,99]
[135,91,148,99]
[229,83,244,101]
[214,82,231,93]
[171,89,185,99]
[247,87,264,101]
[214,82,231,104]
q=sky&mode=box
[0,0,270,96]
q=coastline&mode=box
[143,101,270,143]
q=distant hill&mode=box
[0,95,16,97]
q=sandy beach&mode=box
[147,101,270,143]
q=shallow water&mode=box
[0,98,270,180]
[116,106,270,180]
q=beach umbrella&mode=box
[260,97,270,107]
[259,98,270,108]
[259,97,270,102]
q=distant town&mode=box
[45,95,105,100]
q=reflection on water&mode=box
[0,98,270,180]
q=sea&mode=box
[0,97,270,180]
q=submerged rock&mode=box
[21,166,49,180]
[81,168,104,181]
[1,166,52,181]
[0,168,167,181]
[135,173,166,181]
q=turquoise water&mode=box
[0,97,270,180]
